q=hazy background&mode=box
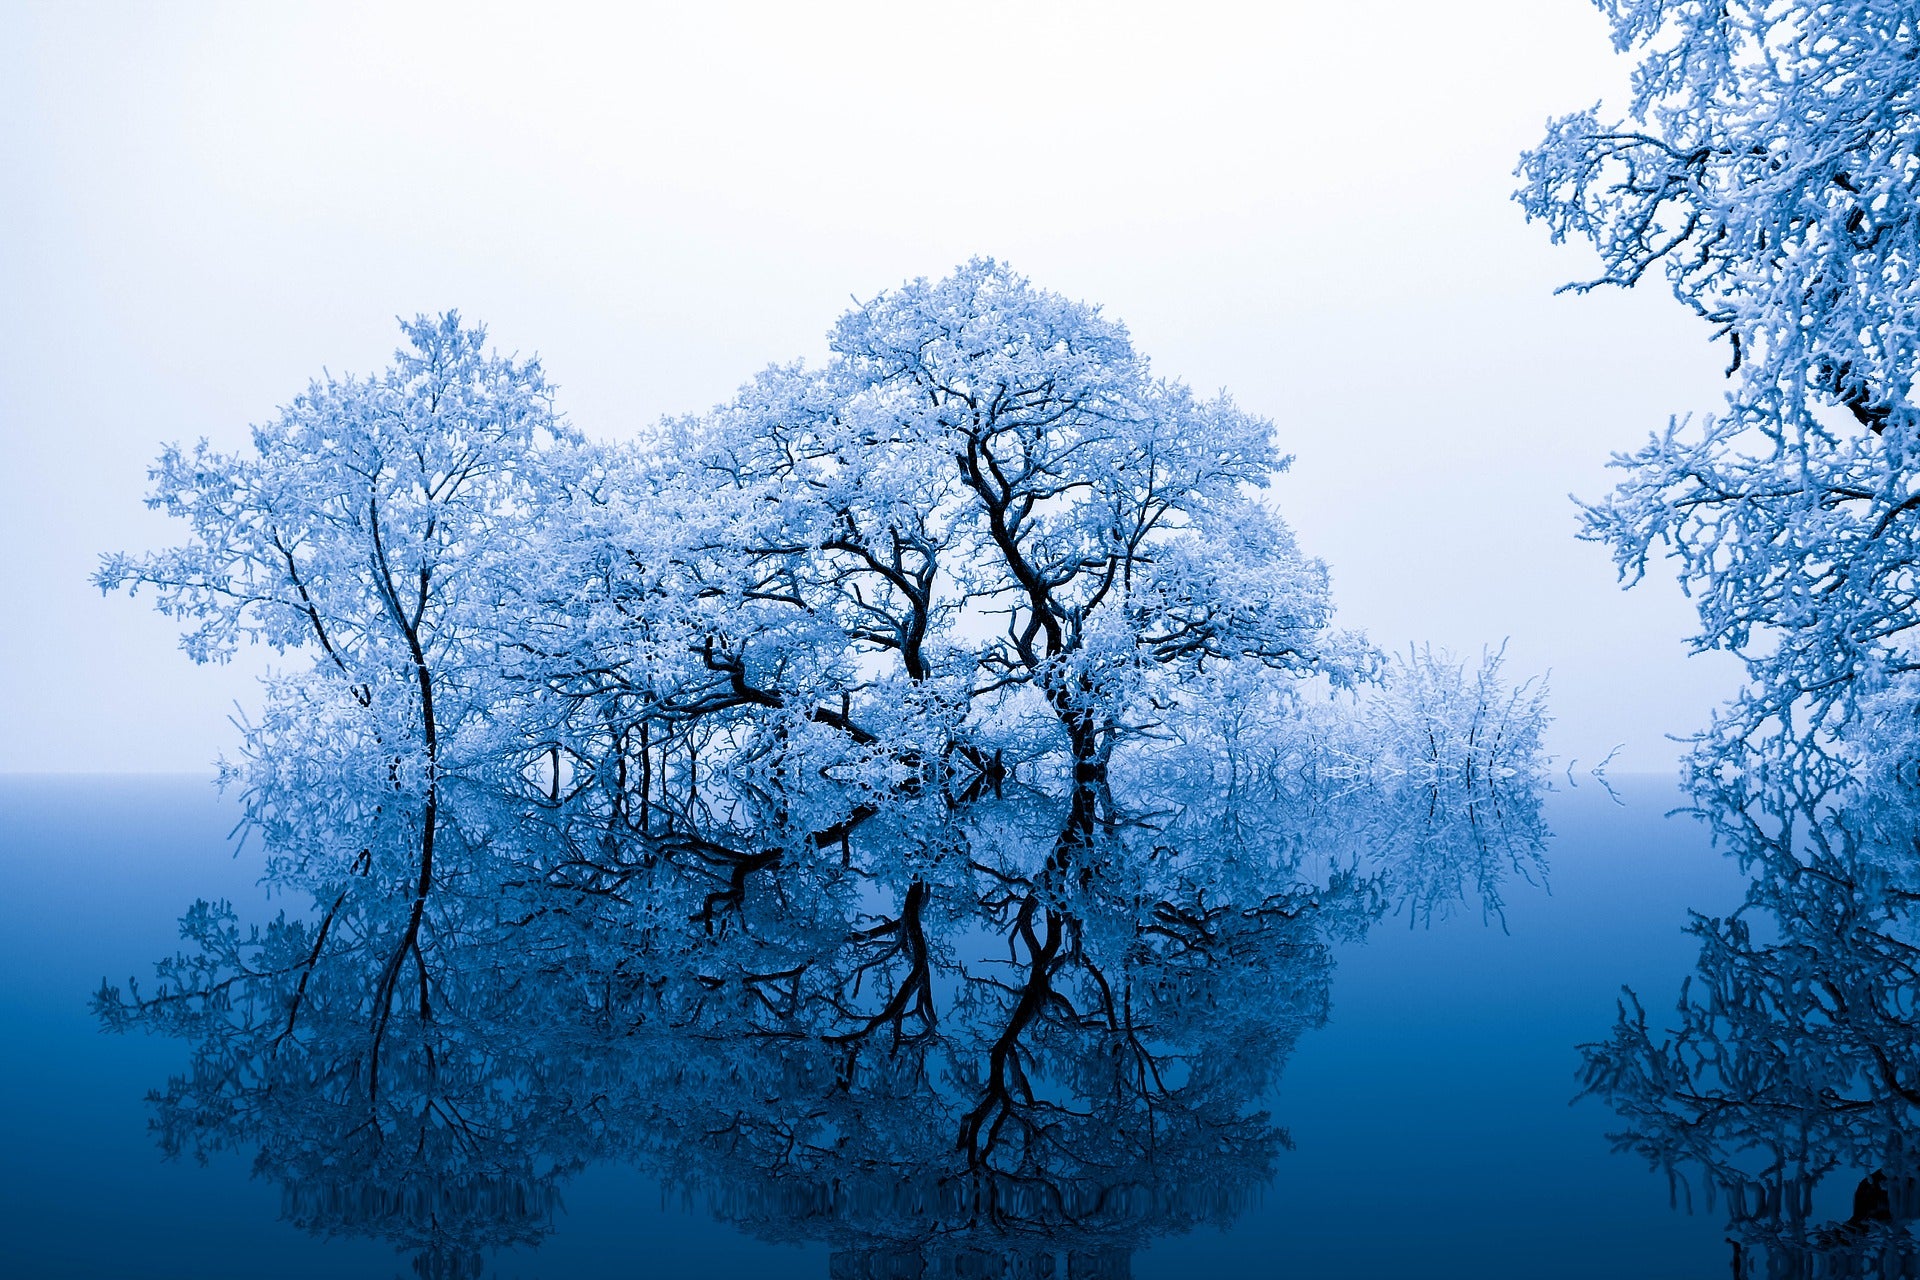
[0,1,1738,774]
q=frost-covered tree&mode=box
[457,261,1367,815]
[98,312,575,776]
[656,259,1367,776]
[103,269,1414,840]
[1519,1,1920,768]
[98,314,580,1055]
[94,272,1559,1275]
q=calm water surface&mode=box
[0,775,1756,1278]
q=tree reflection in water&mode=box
[1583,762,1920,1277]
[97,748,1546,1279]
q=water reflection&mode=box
[1583,765,1920,1275]
[97,757,1546,1277]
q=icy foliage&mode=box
[92,268,1559,1273]
[1520,2,1920,770]
[99,265,1411,806]
[98,313,576,760]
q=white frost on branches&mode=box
[1519,1,1920,772]
[102,264,1550,837]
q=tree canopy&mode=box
[104,262,1376,804]
[1519,0,1920,775]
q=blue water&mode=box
[0,775,1747,1278]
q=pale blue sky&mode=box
[0,1,1740,773]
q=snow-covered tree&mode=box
[94,268,1559,1275]
[98,312,576,775]
[104,268,1473,849]
[399,261,1372,821]
[98,314,581,1057]
[1519,1,1920,768]
[658,259,1368,778]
